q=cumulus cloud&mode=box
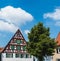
[0,6,33,32]
[0,6,34,25]
[43,9,60,20]
[0,20,18,32]
[24,30,30,35]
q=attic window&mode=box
[16,46,21,50]
[11,45,14,50]
[16,40,22,44]
[23,46,26,51]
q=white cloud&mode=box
[0,6,34,25]
[0,6,34,32]
[43,9,60,20]
[0,20,18,32]
[24,30,30,35]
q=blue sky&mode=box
[0,0,60,47]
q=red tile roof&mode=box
[56,32,60,46]
[0,48,4,53]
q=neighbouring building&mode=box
[0,48,4,53]
[52,32,60,61]
[1,29,37,61]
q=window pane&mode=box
[16,46,21,50]
[11,45,14,50]
[15,54,23,58]
[23,46,26,51]
[30,55,32,58]
[16,40,22,44]
[17,40,20,44]
[57,59,60,61]
[20,40,22,44]
[15,54,19,58]
[6,53,13,58]
[56,48,58,53]
[21,54,24,58]
[26,54,29,58]
[59,49,60,52]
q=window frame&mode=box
[56,47,60,54]
[10,45,14,50]
[56,59,60,61]
[16,46,21,50]
[15,40,22,44]
[6,53,13,58]
[15,54,24,58]
[26,54,29,58]
[23,46,26,51]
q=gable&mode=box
[2,29,26,53]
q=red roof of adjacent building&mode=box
[0,48,4,53]
[56,32,60,46]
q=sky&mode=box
[0,0,60,47]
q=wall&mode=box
[1,53,38,61]
[52,49,60,61]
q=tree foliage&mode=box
[26,22,56,61]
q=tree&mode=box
[26,22,56,61]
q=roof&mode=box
[0,48,4,53]
[56,32,60,46]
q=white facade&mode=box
[1,29,38,61]
[1,53,38,61]
[1,53,53,61]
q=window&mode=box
[11,45,14,50]
[23,46,26,51]
[6,53,13,58]
[21,54,24,58]
[16,46,21,50]
[16,40,22,44]
[56,48,58,53]
[15,54,24,58]
[56,47,60,53]
[30,55,32,58]
[15,54,20,58]
[57,59,60,61]
[26,54,29,58]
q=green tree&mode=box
[27,22,56,61]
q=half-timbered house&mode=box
[1,29,36,61]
